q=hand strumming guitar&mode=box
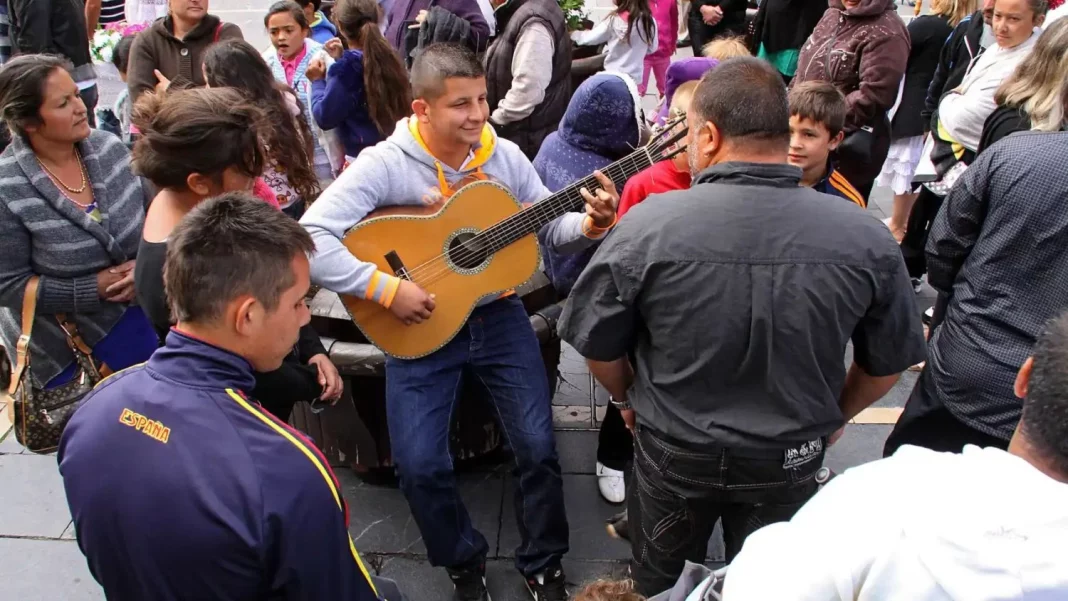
[581,171,620,229]
[390,280,436,325]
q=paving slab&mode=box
[378,557,630,601]
[342,470,505,557]
[0,454,71,538]
[500,475,629,562]
[0,538,102,600]
[554,430,599,475]
[824,424,893,475]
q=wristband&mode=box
[583,213,618,238]
[609,396,632,411]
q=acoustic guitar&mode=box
[339,116,688,359]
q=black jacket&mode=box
[976,104,1031,155]
[8,0,91,67]
[892,14,953,138]
[921,10,987,130]
[404,6,472,68]
[750,0,827,55]
[485,0,571,160]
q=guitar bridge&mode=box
[385,251,410,280]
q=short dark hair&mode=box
[165,193,315,325]
[691,57,790,149]
[131,87,266,190]
[788,80,848,137]
[299,0,323,9]
[410,43,485,100]
[0,54,74,137]
[112,35,137,74]
[265,0,310,29]
[1020,312,1068,477]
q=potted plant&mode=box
[558,0,590,31]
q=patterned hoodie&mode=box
[794,0,910,131]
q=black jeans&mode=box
[629,426,823,596]
[597,403,634,471]
[80,84,99,128]
[900,187,944,279]
[883,366,1009,457]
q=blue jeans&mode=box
[385,297,568,576]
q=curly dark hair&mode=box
[202,39,321,204]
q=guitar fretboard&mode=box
[476,147,657,253]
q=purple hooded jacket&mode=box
[655,57,719,125]
[384,0,490,52]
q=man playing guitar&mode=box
[300,43,618,601]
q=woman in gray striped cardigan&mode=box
[0,55,157,390]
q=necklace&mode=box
[38,148,88,195]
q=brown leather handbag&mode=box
[6,277,111,454]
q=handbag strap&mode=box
[56,314,113,378]
[8,277,40,396]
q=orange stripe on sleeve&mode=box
[381,276,401,309]
[364,271,382,301]
[831,173,866,208]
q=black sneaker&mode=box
[605,510,629,541]
[911,277,924,294]
[525,565,567,601]
[448,564,490,601]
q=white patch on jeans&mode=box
[782,438,823,470]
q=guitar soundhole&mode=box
[447,232,490,271]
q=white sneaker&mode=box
[596,462,626,504]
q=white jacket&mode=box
[723,445,1068,601]
[938,31,1038,151]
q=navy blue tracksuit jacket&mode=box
[58,330,381,601]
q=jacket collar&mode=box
[156,14,222,41]
[148,329,257,393]
[10,132,129,264]
[692,161,803,188]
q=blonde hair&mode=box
[702,37,750,60]
[574,580,645,601]
[994,18,1068,131]
[671,80,700,114]
[930,0,978,26]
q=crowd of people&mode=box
[1,0,1067,599]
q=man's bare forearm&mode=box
[839,362,901,421]
[587,358,633,402]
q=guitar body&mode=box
[340,181,540,359]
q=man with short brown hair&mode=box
[59,194,385,601]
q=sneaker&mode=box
[448,564,490,601]
[911,277,924,294]
[605,509,629,541]
[526,566,567,601]
[596,461,626,504]
[922,306,934,326]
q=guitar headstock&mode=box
[646,112,689,162]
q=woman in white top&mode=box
[572,0,659,86]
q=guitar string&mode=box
[382,125,686,288]
[399,145,675,290]
[398,151,654,289]
[396,148,660,287]
[396,154,647,287]
[390,119,686,282]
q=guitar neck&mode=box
[480,147,657,253]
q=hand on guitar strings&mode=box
[581,171,620,229]
[390,280,437,326]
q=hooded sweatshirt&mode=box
[533,72,643,297]
[794,0,910,131]
[300,118,601,306]
[936,31,1038,153]
[724,445,1068,600]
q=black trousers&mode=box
[597,403,634,471]
[900,187,945,279]
[884,366,1009,457]
[629,426,822,596]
